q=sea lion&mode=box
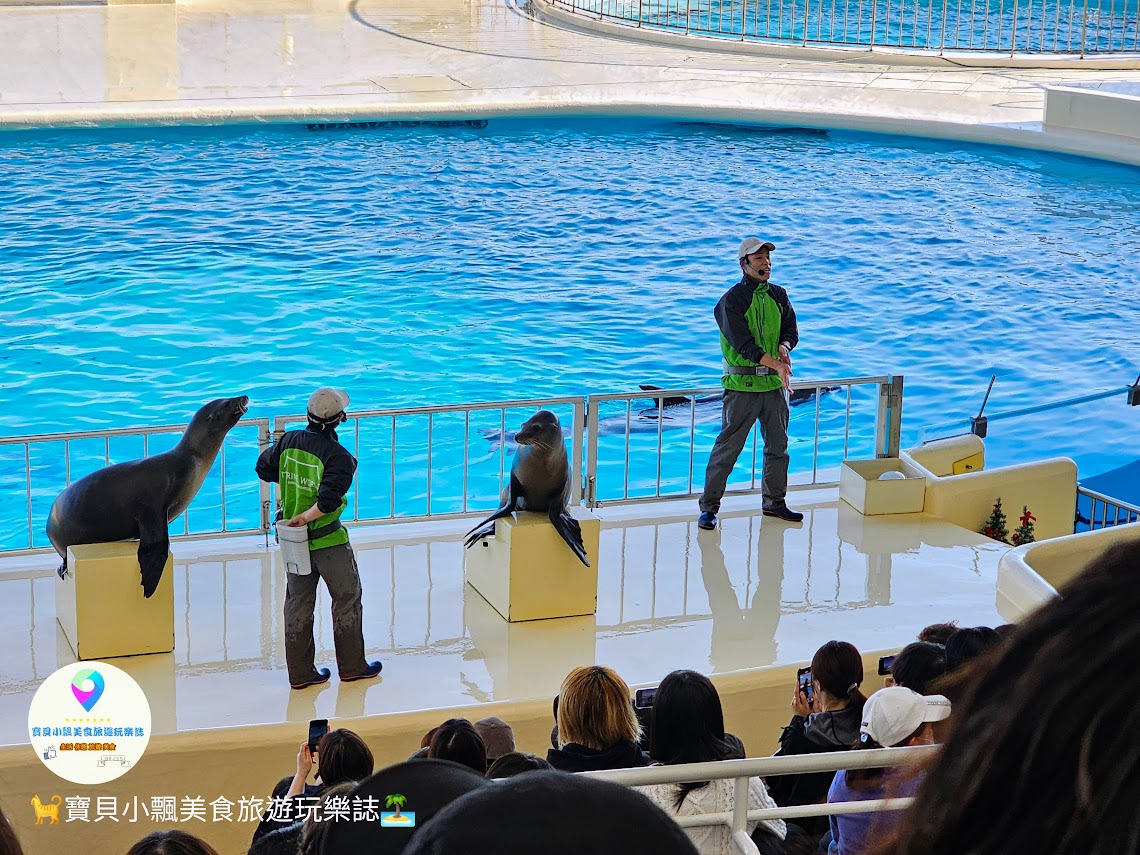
[46,395,250,598]
[464,409,589,567]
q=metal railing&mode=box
[588,745,935,855]
[0,419,271,555]
[585,375,902,508]
[547,0,1140,54]
[1,377,895,555]
[1077,485,1140,530]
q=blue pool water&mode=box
[2,118,1139,545]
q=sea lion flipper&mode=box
[548,506,590,568]
[135,508,169,599]
[463,502,515,549]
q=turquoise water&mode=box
[2,118,1139,545]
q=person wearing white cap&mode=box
[825,686,950,855]
[698,237,802,530]
[256,387,382,689]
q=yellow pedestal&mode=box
[464,507,600,622]
[58,542,175,660]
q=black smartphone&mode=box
[307,719,329,754]
[635,687,658,708]
[797,666,813,705]
[878,654,897,676]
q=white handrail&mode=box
[585,746,936,854]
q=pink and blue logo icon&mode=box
[71,669,105,713]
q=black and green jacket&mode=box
[256,426,357,550]
[715,275,799,394]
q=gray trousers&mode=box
[699,388,790,514]
[284,541,368,683]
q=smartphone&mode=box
[307,719,329,754]
[797,667,813,705]
[635,687,658,708]
[878,654,897,676]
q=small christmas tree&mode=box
[1011,506,1037,546]
[980,497,1010,543]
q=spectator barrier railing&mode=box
[544,0,1140,55]
[587,744,937,855]
[1,377,899,555]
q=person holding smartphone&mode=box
[769,640,867,825]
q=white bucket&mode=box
[276,522,312,576]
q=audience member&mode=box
[943,626,1001,672]
[872,542,1140,855]
[472,716,516,764]
[319,759,489,854]
[827,687,950,855]
[886,642,947,695]
[428,718,488,774]
[247,823,301,855]
[486,752,552,779]
[0,803,24,855]
[253,727,373,843]
[547,665,649,772]
[298,780,356,855]
[127,830,221,855]
[917,622,958,646]
[637,670,787,855]
[402,770,699,855]
[769,641,867,810]
[993,622,1016,639]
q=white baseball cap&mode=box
[307,387,350,420]
[861,686,951,747]
[738,237,776,259]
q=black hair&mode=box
[944,627,1001,672]
[812,640,867,712]
[315,728,374,786]
[647,670,736,810]
[486,752,553,779]
[248,824,302,855]
[891,642,948,695]
[127,830,220,855]
[429,718,488,774]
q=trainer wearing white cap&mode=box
[256,387,382,689]
[698,237,802,530]
[827,686,951,854]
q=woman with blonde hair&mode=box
[546,665,649,772]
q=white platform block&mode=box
[464,507,600,622]
[58,542,175,660]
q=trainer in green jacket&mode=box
[698,237,804,530]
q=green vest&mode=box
[721,282,783,393]
[279,448,349,550]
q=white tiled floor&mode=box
[0,491,1011,742]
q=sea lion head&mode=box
[515,410,562,452]
[181,395,250,453]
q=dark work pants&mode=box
[699,388,790,514]
[284,542,368,683]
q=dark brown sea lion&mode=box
[464,409,589,567]
[46,395,249,597]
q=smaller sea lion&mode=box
[464,409,589,567]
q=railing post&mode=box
[571,397,586,505]
[732,776,761,854]
[260,420,276,536]
[875,376,904,458]
[585,398,600,508]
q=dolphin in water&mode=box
[480,384,840,452]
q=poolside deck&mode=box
[0,0,1138,159]
[0,488,1013,740]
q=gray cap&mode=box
[738,237,776,259]
[308,387,350,420]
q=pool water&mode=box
[2,118,1139,544]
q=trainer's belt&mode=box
[308,519,344,541]
[723,361,775,376]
